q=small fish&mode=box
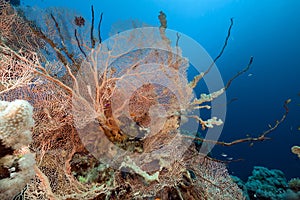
[298,126,300,131]
[221,153,228,157]
[249,142,254,147]
[248,73,253,77]
[227,157,233,161]
[227,98,238,106]
[285,99,292,104]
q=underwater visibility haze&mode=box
[0,0,300,199]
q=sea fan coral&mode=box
[0,1,288,199]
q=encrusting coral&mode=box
[0,100,35,199]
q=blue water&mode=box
[21,0,300,181]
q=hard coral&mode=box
[289,178,300,192]
[0,100,35,200]
[0,99,34,149]
[245,166,288,200]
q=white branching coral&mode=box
[0,100,35,200]
[192,88,225,105]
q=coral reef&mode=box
[0,1,289,199]
[0,100,35,199]
[245,166,288,200]
[288,178,300,192]
[231,176,250,200]
[232,166,300,200]
[286,178,300,199]
[285,190,300,200]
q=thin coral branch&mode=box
[29,24,69,67]
[50,13,65,45]
[205,17,234,76]
[90,5,96,48]
[176,32,181,47]
[50,13,79,70]
[189,18,234,89]
[183,99,290,146]
[98,12,103,44]
[190,56,252,111]
[225,56,253,90]
[74,29,87,58]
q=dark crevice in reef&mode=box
[0,139,14,158]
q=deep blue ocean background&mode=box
[22,0,300,181]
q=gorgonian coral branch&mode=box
[184,99,290,146]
